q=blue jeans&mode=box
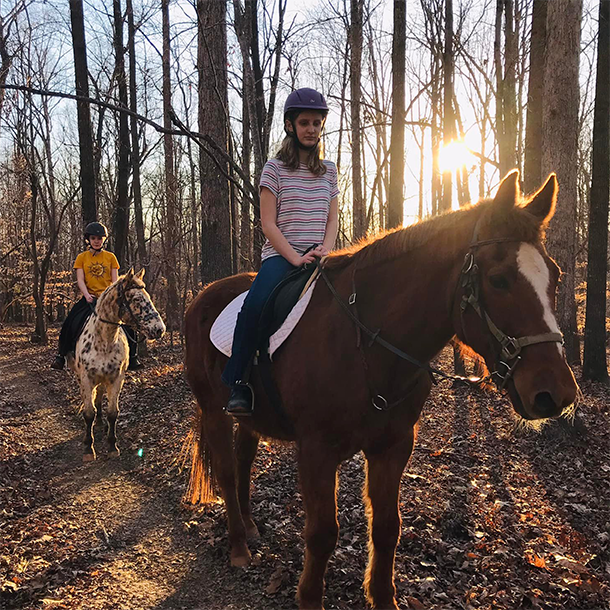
[222,256,296,386]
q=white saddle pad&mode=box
[210,277,318,360]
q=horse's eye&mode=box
[489,274,509,291]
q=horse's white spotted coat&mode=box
[516,243,562,355]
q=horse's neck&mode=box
[351,222,473,361]
[94,290,122,345]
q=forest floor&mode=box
[1,323,610,610]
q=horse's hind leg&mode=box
[105,376,125,457]
[363,431,415,610]
[297,440,340,610]
[235,424,260,539]
[203,408,251,567]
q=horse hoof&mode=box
[83,453,96,462]
[230,548,251,568]
[108,449,120,458]
[246,523,260,540]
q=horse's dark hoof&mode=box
[108,448,120,458]
[244,518,260,540]
[230,551,251,568]
[83,452,96,462]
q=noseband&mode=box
[458,228,564,390]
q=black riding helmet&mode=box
[283,88,329,149]
[84,222,108,238]
[84,222,108,250]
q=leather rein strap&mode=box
[94,283,144,339]
[315,226,564,409]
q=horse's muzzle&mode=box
[511,365,577,420]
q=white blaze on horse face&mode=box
[516,243,562,355]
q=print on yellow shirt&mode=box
[73,250,120,297]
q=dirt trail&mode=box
[1,324,610,610]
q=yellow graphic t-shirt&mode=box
[73,250,120,297]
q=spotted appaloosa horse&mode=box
[67,269,165,461]
[184,171,578,610]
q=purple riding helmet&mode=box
[283,88,329,149]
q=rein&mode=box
[315,223,564,410]
[94,282,145,340]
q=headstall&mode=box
[315,220,564,410]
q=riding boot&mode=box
[226,382,254,416]
[50,354,65,370]
[128,357,144,371]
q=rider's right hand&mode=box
[85,294,95,304]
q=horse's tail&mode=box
[183,287,220,505]
[184,407,217,504]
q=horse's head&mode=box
[453,170,577,420]
[117,269,166,340]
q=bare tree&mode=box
[523,0,547,193]
[350,0,365,239]
[126,0,147,270]
[583,0,610,382]
[198,0,231,281]
[69,0,97,226]
[388,0,406,229]
[112,0,130,267]
[162,0,180,329]
[541,0,583,365]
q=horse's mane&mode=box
[98,272,146,305]
[323,195,545,271]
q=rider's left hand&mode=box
[312,245,329,258]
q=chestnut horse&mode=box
[184,171,577,610]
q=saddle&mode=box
[257,263,318,348]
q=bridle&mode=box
[457,223,563,390]
[94,281,146,336]
[315,222,564,410]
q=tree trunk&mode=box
[523,0,547,193]
[541,0,583,365]
[69,0,97,226]
[198,0,232,281]
[440,0,455,215]
[240,91,252,271]
[388,0,406,229]
[233,0,264,264]
[126,0,147,271]
[112,0,130,268]
[502,0,518,174]
[583,0,610,382]
[350,0,365,240]
[162,0,180,330]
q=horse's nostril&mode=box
[534,391,558,418]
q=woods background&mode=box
[0,0,608,380]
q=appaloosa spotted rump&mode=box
[68,268,165,461]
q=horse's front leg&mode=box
[297,440,340,610]
[235,424,260,539]
[105,375,125,457]
[363,430,415,610]
[81,380,97,461]
[94,386,104,428]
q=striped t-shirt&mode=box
[259,158,339,262]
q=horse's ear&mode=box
[125,267,134,280]
[493,170,520,211]
[524,173,557,225]
[136,268,145,280]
